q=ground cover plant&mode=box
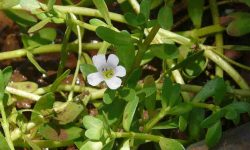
[0,0,250,149]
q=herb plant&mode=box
[0,0,250,149]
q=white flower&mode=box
[87,54,126,90]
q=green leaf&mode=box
[0,0,20,9]
[26,51,46,74]
[4,10,37,27]
[123,96,139,131]
[152,120,178,130]
[47,0,56,11]
[120,88,136,102]
[103,89,116,104]
[179,115,188,132]
[0,67,12,100]
[205,121,222,148]
[2,67,12,88]
[120,139,130,150]
[159,138,184,150]
[0,132,11,150]
[20,0,40,11]
[224,102,250,113]
[50,69,70,92]
[225,109,238,120]
[10,81,38,93]
[169,103,192,115]
[150,44,178,59]
[124,12,146,26]
[89,18,107,27]
[201,110,224,128]
[92,0,111,25]
[31,93,54,123]
[96,26,135,46]
[116,44,135,70]
[140,0,151,21]
[83,115,103,140]
[126,68,141,88]
[102,139,115,150]
[157,5,173,30]
[183,54,206,79]
[80,140,103,150]
[188,0,204,28]
[101,98,126,125]
[80,64,97,78]
[227,12,250,36]
[28,19,51,33]
[162,78,181,108]
[140,76,156,110]
[22,28,57,47]
[168,50,204,73]
[56,102,84,125]
[39,124,83,141]
[188,108,204,140]
[192,77,227,103]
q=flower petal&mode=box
[87,72,104,86]
[105,76,122,90]
[107,54,119,67]
[115,66,126,77]
[92,54,106,70]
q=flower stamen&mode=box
[102,68,114,79]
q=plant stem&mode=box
[44,4,126,23]
[112,131,165,142]
[14,140,74,148]
[190,102,219,111]
[143,107,171,132]
[133,25,160,69]
[67,14,82,102]
[0,43,103,61]
[0,101,15,150]
[203,48,249,89]
[209,0,224,77]
[183,24,225,37]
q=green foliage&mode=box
[205,121,222,147]
[192,77,227,103]
[158,5,173,30]
[162,78,181,108]
[188,0,205,28]
[227,12,250,36]
[92,0,111,25]
[159,138,184,150]
[150,44,179,59]
[0,132,10,150]
[1,0,250,150]
[0,0,19,9]
[82,115,104,140]
[96,26,135,46]
[122,93,139,131]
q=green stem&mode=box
[203,48,249,89]
[0,101,15,150]
[44,4,126,23]
[67,14,82,102]
[190,102,219,111]
[183,24,225,37]
[144,107,171,132]
[133,25,160,69]
[0,43,103,61]
[14,140,74,148]
[209,0,224,77]
[112,131,172,142]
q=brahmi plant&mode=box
[0,0,250,149]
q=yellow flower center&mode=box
[102,68,114,79]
